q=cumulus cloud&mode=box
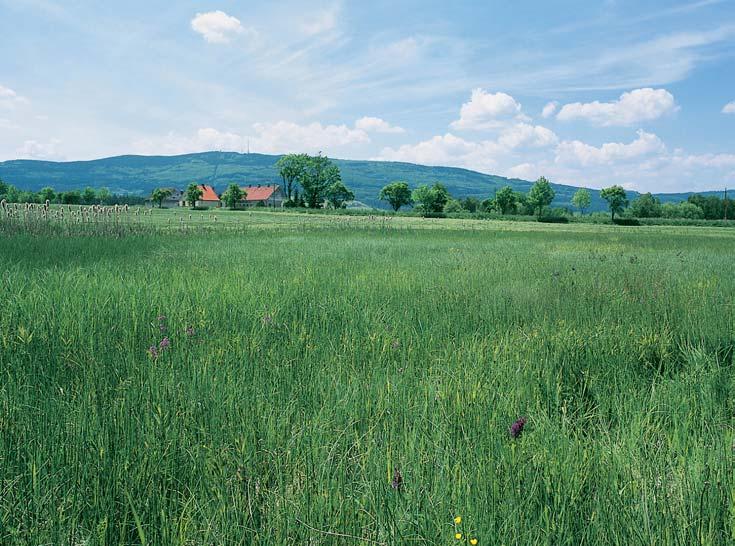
[354,116,405,134]
[557,88,678,126]
[497,123,558,149]
[722,101,735,114]
[450,89,528,130]
[191,11,246,43]
[555,129,665,166]
[16,139,64,160]
[541,101,558,118]
[301,5,340,35]
[132,121,370,156]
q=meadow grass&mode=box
[1,210,734,545]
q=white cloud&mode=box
[557,88,678,126]
[555,129,665,166]
[722,101,735,114]
[16,139,64,160]
[541,101,558,118]
[301,5,340,35]
[450,89,528,130]
[0,84,29,109]
[132,121,370,156]
[191,11,246,43]
[497,123,558,149]
[354,116,405,134]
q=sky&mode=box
[1,0,734,192]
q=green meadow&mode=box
[1,209,734,545]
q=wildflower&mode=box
[509,417,527,439]
[159,336,171,350]
[148,345,158,359]
[455,533,462,540]
[470,539,478,545]
[391,339,400,350]
[185,326,195,336]
[454,516,462,525]
[159,324,167,332]
[391,468,403,491]
[262,313,273,325]
[157,315,166,322]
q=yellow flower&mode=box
[470,539,478,545]
[455,533,462,540]
[454,516,462,525]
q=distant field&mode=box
[1,210,734,545]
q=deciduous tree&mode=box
[600,185,628,220]
[571,188,591,215]
[527,176,555,216]
[378,181,412,211]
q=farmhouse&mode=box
[194,185,221,208]
[240,184,284,207]
[149,187,182,208]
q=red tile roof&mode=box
[241,185,278,201]
[197,185,220,201]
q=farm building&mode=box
[148,187,183,208]
[239,184,284,207]
[193,185,221,208]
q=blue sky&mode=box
[1,0,734,192]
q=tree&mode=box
[494,185,518,214]
[38,187,56,203]
[461,196,480,213]
[0,178,7,196]
[527,176,555,216]
[325,179,354,208]
[221,183,244,209]
[662,201,704,219]
[61,190,82,205]
[151,188,173,208]
[571,188,591,215]
[411,183,450,215]
[301,154,340,208]
[276,153,308,202]
[599,185,628,220]
[185,183,203,208]
[444,199,464,213]
[378,181,412,211]
[97,187,112,205]
[630,192,662,218]
[82,187,97,205]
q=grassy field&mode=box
[1,208,734,545]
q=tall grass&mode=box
[1,218,733,544]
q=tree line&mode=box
[378,177,732,221]
[0,179,144,206]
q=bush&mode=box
[422,211,446,219]
[613,218,640,226]
[538,216,569,224]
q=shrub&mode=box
[538,216,569,224]
[613,218,640,226]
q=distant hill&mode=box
[0,151,724,211]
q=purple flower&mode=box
[185,326,195,336]
[148,345,158,359]
[391,339,401,350]
[509,417,527,439]
[262,313,273,325]
[159,324,167,332]
[159,336,171,350]
[157,315,166,322]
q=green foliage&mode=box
[687,194,731,220]
[443,199,464,213]
[571,188,591,215]
[527,176,555,216]
[460,196,480,213]
[38,186,56,203]
[82,187,97,205]
[185,183,203,208]
[221,183,244,209]
[301,154,341,208]
[494,185,519,214]
[662,201,705,219]
[325,179,355,209]
[600,185,628,220]
[411,183,450,215]
[276,153,308,201]
[150,187,173,208]
[630,192,662,218]
[61,190,82,205]
[97,187,112,205]
[378,181,413,211]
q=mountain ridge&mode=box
[0,151,724,211]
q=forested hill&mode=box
[0,151,721,210]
